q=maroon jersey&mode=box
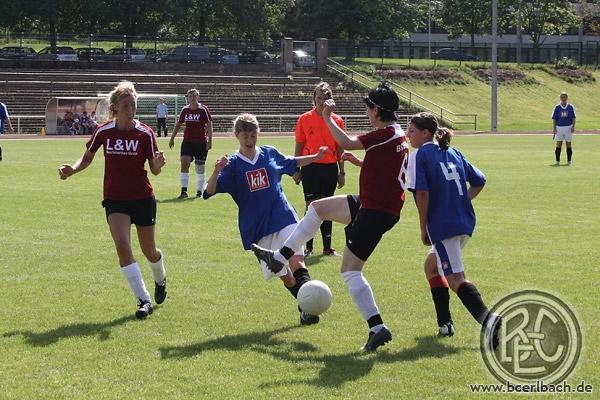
[357,124,409,216]
[87,120,158,201]
[178,103,212,144]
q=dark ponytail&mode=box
[435,127,453,150]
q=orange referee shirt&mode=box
[295,108,345,164]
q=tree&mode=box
[439,0,491,47]
[517,0,580,51]
[283,0,424,41]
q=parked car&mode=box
[0,46,38,60]
[157,46,211,63]
[75,47,106,62]
[209,47,239,64]
[144,48,165,62]
[293,50,315,67]
[432,48,478,61]
[104,48,146,62]
[238,50,273,64]
[37,46,78,61]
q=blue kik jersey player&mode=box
[406,112,500,349]
[204,113,327,325]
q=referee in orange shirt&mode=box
[293,82,345,256]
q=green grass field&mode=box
[1,135,599,399]
[342,58,600,132]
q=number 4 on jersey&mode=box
[440,162,463,196]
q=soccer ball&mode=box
[297,280,332,315]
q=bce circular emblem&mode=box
[480,290,581,384]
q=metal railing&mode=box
[327,58,477,130]
[8,113,419,135]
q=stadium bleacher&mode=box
[0,69,412,134]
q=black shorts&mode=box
[301,163,338,202]
[181,141,208,162]
[344,195,399,261]
[102,197,157,226]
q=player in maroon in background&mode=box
[58,81,168,319]
[168,88,213,199]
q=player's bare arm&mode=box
[149,151,166,175]
[292,141,304,184]
[295,146,328,167]
[58,150,95,180]
[204,155,228,196]
[341,151,363,167]
[206,121,214,150]
[322,99,363,150]
[168,121,182,149]
[467,184,484,201]
[415,189,431,246]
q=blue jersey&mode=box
[407,141,486,243]
[0,102,8,133]
[206,145,299,250]
[551,103,576,127]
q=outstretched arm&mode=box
[295,146,328,167]
[58,150,96,180]
[322,99,364,150]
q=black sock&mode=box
[306,238,314,251]
[285,268,311,299]
[280,246,294,260]
[567,147,573,161]
[321,221,332,250]
[457,283,489,325]
[181,187,187,192]
[431,287,452,326]
[555,147,561,162]
[367,314,384,330]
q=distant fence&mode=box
[9,114,419,135]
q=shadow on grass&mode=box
[156,196,202,204]
[160,326,469,388]
[3,314,136,346]
[159,325,303,359]
[261,335,469,388]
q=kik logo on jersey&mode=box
[246,168,270,192]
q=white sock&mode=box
[148,249,166,283]
[195,163,205,192]
[342,271,380,321]
[180,172,189,189]
[121,262,151,303]
[281,204,322,255]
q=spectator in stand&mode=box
[79,111,92,135]
[0,99,15,161]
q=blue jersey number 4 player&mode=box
[203,113,327,325]
[406,112,501,350]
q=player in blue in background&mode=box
[551,92,576,166]
[204,113,327,325]
[406,112,500,349]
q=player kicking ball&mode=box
[406,112,500,350]
[203,113,327,325]
[252,83,409,351]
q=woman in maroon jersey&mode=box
[58,80,168,319]
[168,88,213,199]
[252,83,409,351]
